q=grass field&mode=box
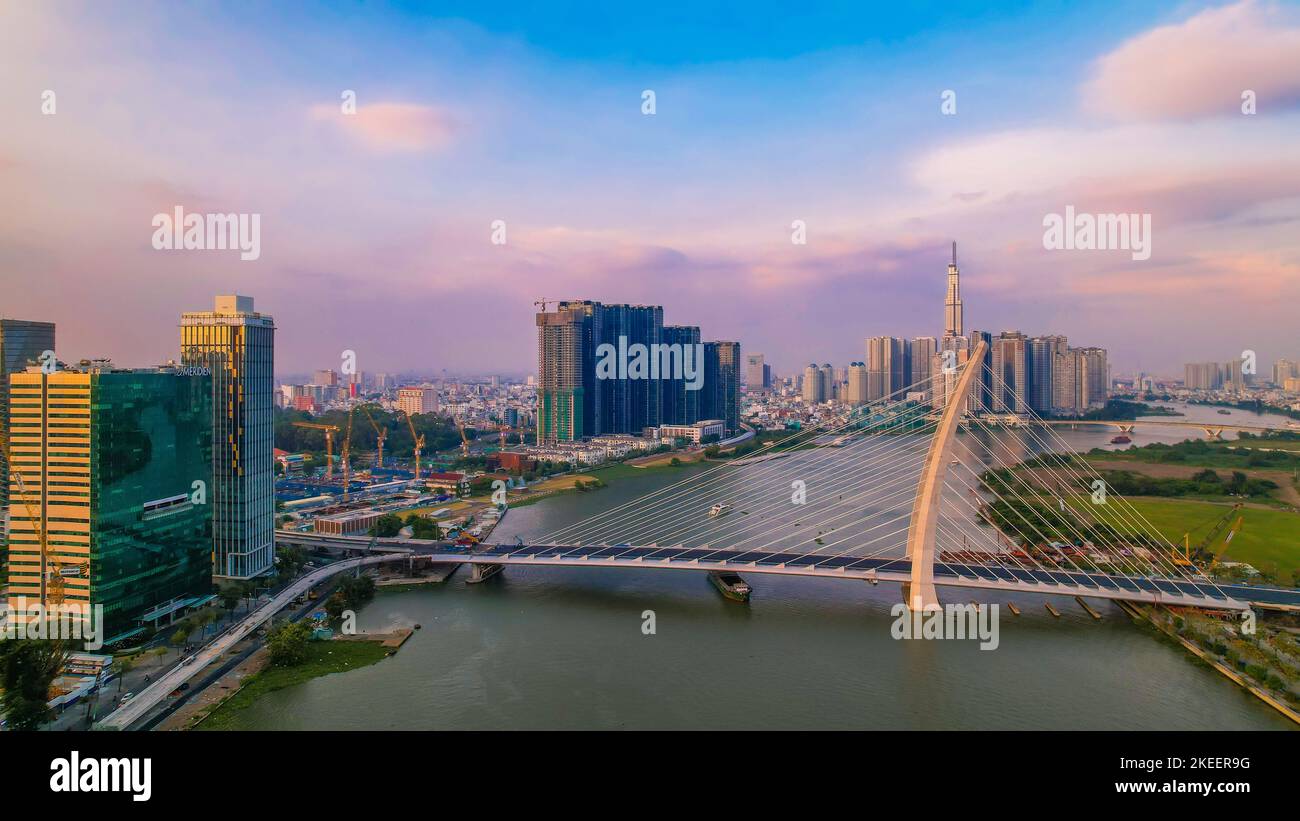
[196,640,390,730]
[1066,496,1300,584]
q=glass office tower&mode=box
[181,295,276,579]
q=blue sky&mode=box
[2,1,1299,377]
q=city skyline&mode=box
[4,1,1300,375]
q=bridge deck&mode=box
[279,531,1300,611]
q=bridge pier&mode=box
[1203,427,1224,440]
[467,563,503,584]
[1116,424,1134,434]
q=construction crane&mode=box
[456,418,472,457]
[403,410,425,481]
[1178,503,1244,566]
[292,421,341,478]
[359,404,387,468]
[340,408,355,500]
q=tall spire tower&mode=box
[944,241,963,338]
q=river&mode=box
[226,402,1296,729]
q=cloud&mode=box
[310,101,459,152]
[1081,1,1300,120]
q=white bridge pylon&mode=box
[903,340,986,612]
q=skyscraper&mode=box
[1,319,56,527]
[990,331,1028,413]
[944,241,963,338]
[661,325,702,424]
[802,364,823,404]
[7,364,212,641]
[846,362,869,405]
[536,304,589,442]
[181,295,276,579]
[703,341,741,434]
[1027,335,1067,414]
[744,353,769,391]
[866,337,909,400]
[910,337,936,399]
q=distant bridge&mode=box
[978,415,1292,440]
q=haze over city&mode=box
[4,0,1300,376]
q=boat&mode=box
[708,503,733,517]
[1217,409,1231,415]
[708,571,751,602]
[1110,435,1131,444]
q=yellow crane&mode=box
[340,408,355,500]
[457,418,472,457]
[359,404,387,468]
[292,421,341,478]
[404,411,425,481]
[1179,503,1244,567]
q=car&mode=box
[119,693,134,706]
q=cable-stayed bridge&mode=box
[293,343,1300,612]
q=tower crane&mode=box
[359,404,387,468]
[403,410,425,481]
[292,421,341,479]
[457,418,472,457]
[340,407,355,500]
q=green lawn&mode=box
[1067,496,1300,585]
[195,640,390,730]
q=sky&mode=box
[1,0,1298,378]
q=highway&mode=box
[97,554,396,730]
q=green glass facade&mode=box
[89,371,213,639]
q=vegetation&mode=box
[325,574,376,622]
[195,641,389,730]
[273,404,462,462]
[1094,468,1277,500]
[1091,435,1300,471]
[1062,399,1182,421]
[265,620,312,667]
[0,640,66,730]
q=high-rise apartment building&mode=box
[846,362,869,405]
[1027,335,1067,414]
[910,337,936,399]
[1184,362,1222,391]
[990,331,1028,413]
[536,304,589,443]
[1272,359,1298,387]
[744,353,770,391]
[703,342,741,434]
[866,337,909,401]
[662,325,702,425]
[7,365,212,641]
[536,300,732,438]
[397,386,438,415]
[802,364,824,404]
[181,295,276,579]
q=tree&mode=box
[369,513,404,538]
[266,620,312,667]
[170,627,188,651]
[0,640,66,730]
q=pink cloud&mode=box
[1081,1,1300,120]
[310,101,458,152]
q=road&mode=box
[97,553,396,730]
